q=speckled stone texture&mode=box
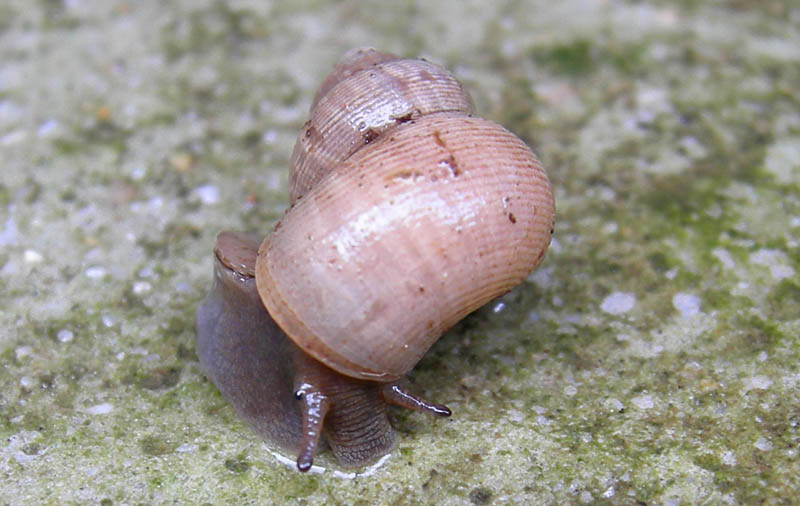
[1,0,798,504]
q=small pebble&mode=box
[15,346,33,359]
[192,184,219,204]
[85,266,107,279]
[23,249,43,263]
[600,292,636,315]
[56,329,74,342]
[754,437,773,451]
[672,293,701,318]
[631,394,654,410]
[721,450,737,466]
[132,281,152,294]
[85,403,113,415]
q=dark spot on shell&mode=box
[418,69,435,82]
[363,128,380,144]
[393,111,414,123]
[419,286,425,293]
[388,169,423,183]
[508,213,516,224]
[432,130,446,148]
[438,156,459,176]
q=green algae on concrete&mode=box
[2,0,799,504]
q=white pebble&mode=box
[750,249,795,280]
[132,281,152,295]
[37,119,59,137]
[85,403,113,415]
[507,409,524,423]
[192,184,220,205]
[56,329,74,343]
[602,222,618,234]
[672,293,701,318]
[754,437,773,451]
[770,264,795,280]
[631,394,654,410]
[600,292,636,315]
[606,398,624,412]
[23,249,43,263]
[564,385,578,397]
[1,129,26,145]
[712,248,735,269]
[721,450,736,466]
[130,166,147,180]
[15,346,33,359]
[0,216,19,246]
[742,375,772,394]
[176,443,198,453]
[85,266,107,279]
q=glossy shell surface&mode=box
[256,112,554,382]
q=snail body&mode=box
[196,48,554,471]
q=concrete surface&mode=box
[1,0,798,504]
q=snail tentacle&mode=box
[381,384,451,417]
[295,386,330,471]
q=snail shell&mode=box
[196,48,554,471]
[258,112,553,382]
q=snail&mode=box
[195,48,555,472]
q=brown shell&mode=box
[256,113,554,382]
[289,55,474,203]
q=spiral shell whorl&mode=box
[289,50,474,203]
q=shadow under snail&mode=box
[195,48,555,472]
